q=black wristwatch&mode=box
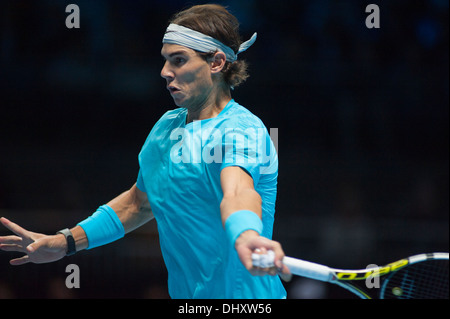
[56,228,77,256]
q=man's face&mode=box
[161,44,214,110]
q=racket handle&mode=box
[283,256,332,282]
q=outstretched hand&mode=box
[0,217,67,265]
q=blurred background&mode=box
[0,0,448,299]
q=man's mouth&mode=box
[167,86,181,94]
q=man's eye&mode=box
[174,57,186,65]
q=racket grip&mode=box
[283,256,332,282]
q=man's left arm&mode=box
[220,166,290,276]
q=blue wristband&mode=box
[225,210,263,247]
[77,205,125,249]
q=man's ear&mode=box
[210,51,227,74]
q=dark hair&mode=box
[169,4,249,89]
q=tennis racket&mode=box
[252,251,449,299]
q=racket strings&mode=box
[382,259,449,299]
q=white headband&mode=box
[163,23,257,62]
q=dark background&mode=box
[0,0,448,299]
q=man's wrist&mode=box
[56,228,77,256]
[55,233,68,252]
[234,229,260,248]
[224,210,263,247]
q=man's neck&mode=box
[186,88,231,123]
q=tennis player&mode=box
[0,4,289,299]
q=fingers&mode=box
[0,235,23,245]
[279,271,293,282]
[10,255,30,266]
[235,233,291,280]
[1,244,33,265]
[251,248,275,276]
[0,234,27,254]
[0,243,25,252]
[253,241,285,269]
[1,218,33,266]
[265,241,285,269]
[251,246,292,281]
[0,217,30,239]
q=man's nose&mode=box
[161,61,174,80]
